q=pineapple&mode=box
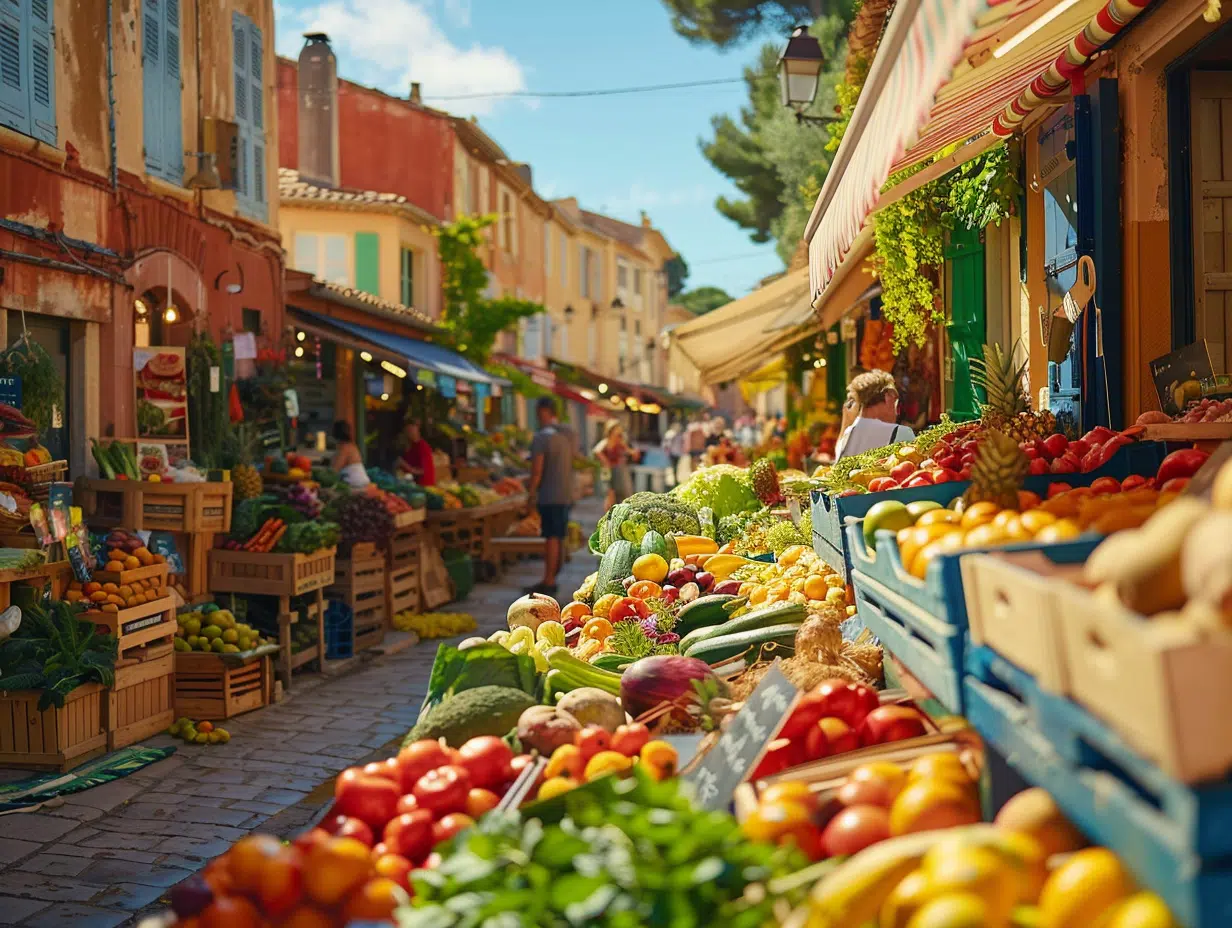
[232,425,264,501]
[962,430,1029,510]
[971,342,1054,442]
[750,457,783,507]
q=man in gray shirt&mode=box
[526,397,577,594]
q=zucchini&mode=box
[674,593,739,635]
[591,653,634,674]
[684,623,802,665]
[678,602,806,654]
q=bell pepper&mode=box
[1156,448,1210,486]
[672,534,719,557]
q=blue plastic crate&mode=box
[965,646,1232,927]
[324,601,354,660]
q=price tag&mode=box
[209,366,220,393]
[0,376,22,408]
[683,661,798,811]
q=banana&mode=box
[704,554,760,581]
[807,825,1005,928]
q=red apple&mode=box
[821,805,891,857]
[890,461,916,483]
[858,705,928,747]
[804,717,858,760]
[1041,433,1069,459]
[1028,457,1050,476]
[813,680,881,730]
[750,738,808,780]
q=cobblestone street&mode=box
[0,500,602,927]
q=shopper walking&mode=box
[835,370,916,461]
[594,420,636,510]
[525,397,576,595]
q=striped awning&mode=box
[804,0,992,304]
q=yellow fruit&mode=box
[216,729,230,743]
[545,744,584,780]
[963,523,1010,549]
[803,574,828,600]
[910,532,964,580]
[890,779,981,836]
[991,510,1021,531]
[916,509,961,527]
[906,893,993,928]
[961,501,1001,530]
[994,788,1087,859]
[1038,848,1135,928]
[779,544,810,567]
[591,594,620,619]
[537,777,578,801]
[881,869,935,928]
[1019,510,1057,534]
[1035,519,1081,543]
[900,523,958,569]
[631,553,668,583]
[909,753,972,787]
[1102,892,1176,928]
[583,750,634,782]
[194,732,210,744]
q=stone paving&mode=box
[0,499,603,927]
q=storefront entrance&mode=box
[6,313,70,463]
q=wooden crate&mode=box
[389,525,423,570]
[290,596,325,672]
[78,479,233,533]
[93,561,169,588]
[106,652,175,750]
[174,651,272,720]
[393,509,426,529]
[386,563,420,618]
[27,460,68,501]
[0,684,106,771]
[85,596,177,659]
[208,547,336,597]
[330,553,386,651]
[332,553,386,597]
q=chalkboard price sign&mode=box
[0,376,23,408]
[683,661,798,811]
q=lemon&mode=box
[907,893,992,928]
[631,553,669,583]
[1102,891,1176,928]
[1038,848,1134,928]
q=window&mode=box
[0,0,56,145]
[593,254,602,299]
[587,323,597,365]
[544,225,552,276]
[500,190,516,253]
[617,262,629,291]
[634,267,643,296]
[579,246,591,298]
[294,233,349,285]
[618,331,629,373]
[454,149,469,216]
[232,12,266,220]
[560,235,567,286]
[142,0,183,183]
[241,308,262,334]
[523,315,542,361]
[400,248,415,308]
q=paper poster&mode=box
[232,332,257,361]
[134,347,187,439]
[1149,342,1215,416]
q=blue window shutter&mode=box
[162,0,182,181]
[26,0,53,145]
[248,21,264,215]
[232,12,249,204]
[142,0,162,175]
[0,0,27,136]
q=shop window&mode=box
[242,308,261,334]
[0,0,55,145]
[232,11,266,221]
[142,0,183,183]
[294,232,349,285]
[400,247,415,308]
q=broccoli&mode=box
[718,513,749,545]
[672,511,701,535]
[646,509,674,536]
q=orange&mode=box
[910,532,964,580]
[740,798,814,844]
[905,893,992,928]
[1019,510,1057,534]
[991,510,1021,531]
[1038,848,1135,928]
[1035,519,1081,544]
[257,846,304,918]
[226,834,282,894]
[560,602,591,623]
[803,574,828,600]
[963,523,1009,549]
[849,761,908,799]
[908,752,972,787]
[899,524,957,570]
[916,508,961,527]
[303,836,373,907]
[342,876,409,921]
[199,895,262,928]
[890,779,981,836]
[373,852,414,891]
[994,787,1087,859]
[760,781,819,812]
[1103,892,1177,928]
[960,501,1000,530]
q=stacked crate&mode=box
[386,516,423,623]
[328,543,387,651]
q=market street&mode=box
[0,500,602,928]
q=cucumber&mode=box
[678,602,806,654]
[591,653,634,674]
[674,593,739,636]
[684,623,802,665]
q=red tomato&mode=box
[1161,477,1191,493]
[804,717,858,761]
[576,726,612,761]
[334,768,401,832]
[413,765,472,816]
[1089,476,1122,495]
[395,793,419,816]
[396,740,452,794]
[464,788,500,818]
[778,692,828,742]
[1121,474,1149,492]
[1047,482,1073,500]
[814,679,880,730]
[611,723,651,758]
[457,736,514,789]
[320,814,374,847]
[836,778,896,809]
[383,809,434,864]
[363,758,401,783]
[370,842,389,858]
[858,705,928,747]
[431,812,475,846]
[867,477,899,493]
[608,598,640,623]
[821,805,891,857]
[422,851,443,869]
[750,738,807,780]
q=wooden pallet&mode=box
[0,684,107,772]
[106,652,176,750]
[174,651,272,720]
[208,547,336,597]
[85,597,177,660]
[78,479,233,533]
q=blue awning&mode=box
[291,310,507,388]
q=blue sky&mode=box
[273,0,787,297]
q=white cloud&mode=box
[276,0,525,116]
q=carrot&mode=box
[262,525,288,553]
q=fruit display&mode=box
[1138,397,1232,423]
[225,495,340,555]
[535,722,678,798]
[592,492,704,551]
[390,611,476,639]
[672,463,762,518]
[168,717,231,745]
[97,530,167,570]
[327,489,395,553]
[173,603,272,654]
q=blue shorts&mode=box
[538,504,571,539]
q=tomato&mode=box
[395,793,419,816]
[778,691,828,741]
[320,814,374,847]
[465,788,500,818]
[610,723,651,758]
[258,847,304,918]
[382,809,434,864]
[302,836,373,908]
[1089,476,1122,495]
[412,765,472,816]
[363,758,402,784]
[396,740,452,793]
[457,736,514,789]
[342,876,409,921]
[836,777,897,809]
[373,852,414,891]
[750,738,807,780]
[1047,482,1073,499]
[334,768,401,832]
[227,834,283,894]
[431,812,475,846]
[1121,474,1149,492]
[1161,477,1190,493]
[868,477,899,493]
[507,754,542,793]
[813,679,880,730]
[821,804,891,857]
[199,894,262,928]
[576,726,612,761]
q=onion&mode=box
[619,655,724,722]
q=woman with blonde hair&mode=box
[594,420,637,510]
[835,370,916,460]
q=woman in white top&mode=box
[332,420,370,489]
[834,370,916,460]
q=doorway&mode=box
[5,313,70,462]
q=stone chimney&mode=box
[298,33,339,188]
[410,82,422,104]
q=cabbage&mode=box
[673,467,759,519]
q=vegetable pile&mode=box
[0,601,116,709]
[672,464,761,518]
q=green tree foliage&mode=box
[664,254,690,297]
[663,0,856,46]
[677,286,734,315]
[434,215,544,365]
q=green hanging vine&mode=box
[871,143,1021,353]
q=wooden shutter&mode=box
[232,12,249,203]
[163,0,182,180]
[1191,72,1232,375]
[248,21,265,213]
[142,0,162,175]
[0,0,27,135]
[27,0,52,144]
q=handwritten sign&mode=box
[683,661,798,811]
[0,376,22,408]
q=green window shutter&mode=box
[354,233,380,296]
[400,248,414,307]
[945,226,986,421]
[142,0,163,176]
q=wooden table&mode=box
[1139,422,1232,452]
[427,495,527,569]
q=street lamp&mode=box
[778,25,834,126]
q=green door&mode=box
[946,226,986,420]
